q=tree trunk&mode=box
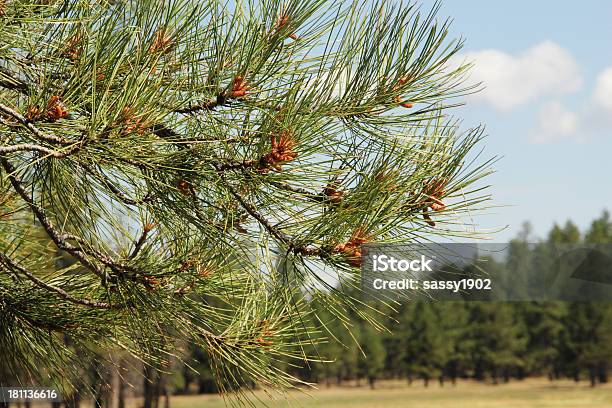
[118,378,125,408]
[90,362,106,408]
[163,386,170,408]
[553,366,560,380]
[474,362,484,381]
[181,365,191,395]
[597,362,608,384]
[589,366,597,387]
[143,365,158,408]
[448,361,458,386]
[110,364,120,408]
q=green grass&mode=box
[163,379,612,408]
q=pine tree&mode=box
[468,304,527,383]
[566,212,612,386]
[0,0,493,399]
[435,302,471,384]
[517,301,566,379]
[404,302,447,386]
[357,323,386,388]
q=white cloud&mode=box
[460,41,582,112]
[593,67,612,112]
[531,101,581,144]
[530,64,612,144]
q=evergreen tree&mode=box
[335,325,361,384]
[584,211,612,243]
[505,230,532,300]
[436,302,471,384]
[384,302,411,379]
[404,302,446,386]
[567,211,612,386]
[0,0,493,399]
[468,303,527,383]
[357,323,386,388]
[560,302,602,384]
[517,301,566,379]
[549,221,581,244]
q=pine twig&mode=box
[0,103,73,145]
[0,142,82,157]
[1,157,110,281]
[215,167,325,257]
[0,66,30,93]
[0,253,116,309]
[174,94,226,114]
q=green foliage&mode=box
[357,323,386,387]
[0,0,493,398]
[403,302,446,384]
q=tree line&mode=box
[284,212,612,388]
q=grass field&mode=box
[162,379,612,408]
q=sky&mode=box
[418,0,612,241]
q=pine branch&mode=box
[174,94,227,114]
[0,157,111,281]
[0,253,115,309]
[217,169,290,244]
[0,66,29,93]
[267,180,330,204]
[129,224,153,259]
[216,167,325,257]
[0,103,73,145]
[0,142,82,157]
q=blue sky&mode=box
[420,0,612,241]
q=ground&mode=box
[162,379,612,408]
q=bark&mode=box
[589,365,597,387]
[109,354,126,408]
[597,362,608,384]
[143,364,158,408]
[163,386,170,408]
[110,364,120,408]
